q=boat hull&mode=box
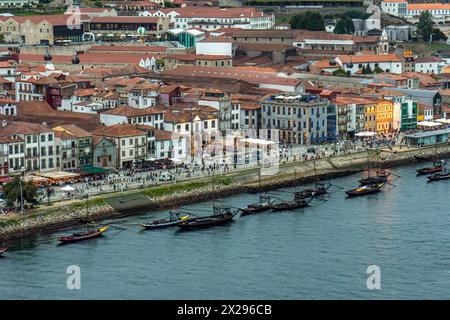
[140,220,180,229]
[57,226,108,244]
[271,202,309,212]
[177,214,233,230]
[427,173,450,181]
[0,248,7,256]
[416,166,444,176]
[240,204,272,216]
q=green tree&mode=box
[94,1,102,8]
[417,11,434,42]
[290,11,325,31]
[3,177,37,208]
[341,10,371,20]
[334,17,355,34]
[432,28,448,41]
[365,64,373,74]
[164,1,175,7]
[374,66,384,73]
[332,68,349,77]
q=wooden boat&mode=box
[417,158,447,175]
[417,164,445,176]
[0,247,7,256]
[346,183,384,197]
[140,212,189,229]
[271,199,310,212]
[57,226,109,243]
[427,172,450,181]
[240,195,274,216]
[177,212,233,230]
[359,170,391,186]
[294,183,330,200]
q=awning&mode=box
[80,165,112,175]
[417,121,442,127]
[355,132,377,137]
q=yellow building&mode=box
[376,100,394,133]
[364,103,377,132]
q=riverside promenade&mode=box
[1,143,449,241]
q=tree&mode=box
[94,1,102,8]
[365,64,373,74]
[332,68,349,77]
[3,177,37,209]
[341,10,371,20]
[417,11,434,42]
[290,11,325,31]
[334,17,355,35]
[432,28,448,42]
[374,66,384,73]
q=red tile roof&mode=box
[162,66,302,87]
[102,105,164,117]
[91,124,147,137]
[90,16,160,23]
[88,45,168,53]
[165,53,232,61]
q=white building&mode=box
[100,105,165,130]
[381,0,450,21]
[414,57,445,74]
[335,54,403,74]
[381,0,408,17]
[154,130,188,160]
[196,36,236,57]
[140,7,274,31]
[92,124,147,168]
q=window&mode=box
[41,135,45,142]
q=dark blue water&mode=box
[1,164,450,299]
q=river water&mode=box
[1,163,449,299]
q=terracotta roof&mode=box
[162,66,302,87]
[165,53,231,61]
[159,85,179,94]
[415,56,443,63]
[337,54,402,64]
[147,7,265,19]
[90,16,160,23]
[88,45,168,53]
[75,88,97,97]
[238,43,296,52]
[0,121,53,135]
[155,130,176,141]
[198,36,235,43]
[91,124,147,137]
[54,124,92,138]
[20,53,154,65]
[240,102,260,110]
[102,105,164,117]
[409,4,450,10]
[335,95,379,106]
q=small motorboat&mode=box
[57,226,109,244]
[346,182,384,198]
[294,183,330,200]
[0,248,7,256]
[140,212,189,229]
[177,213,233,230]
[427,172,450,182]
[417,161,446,176]
[271,199,310,212]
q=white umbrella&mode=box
[61,185,75,192]
[355,132,376,137]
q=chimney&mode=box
[42,121,47,128]
[2,120,7,128]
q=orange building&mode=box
[376,100,394,133]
